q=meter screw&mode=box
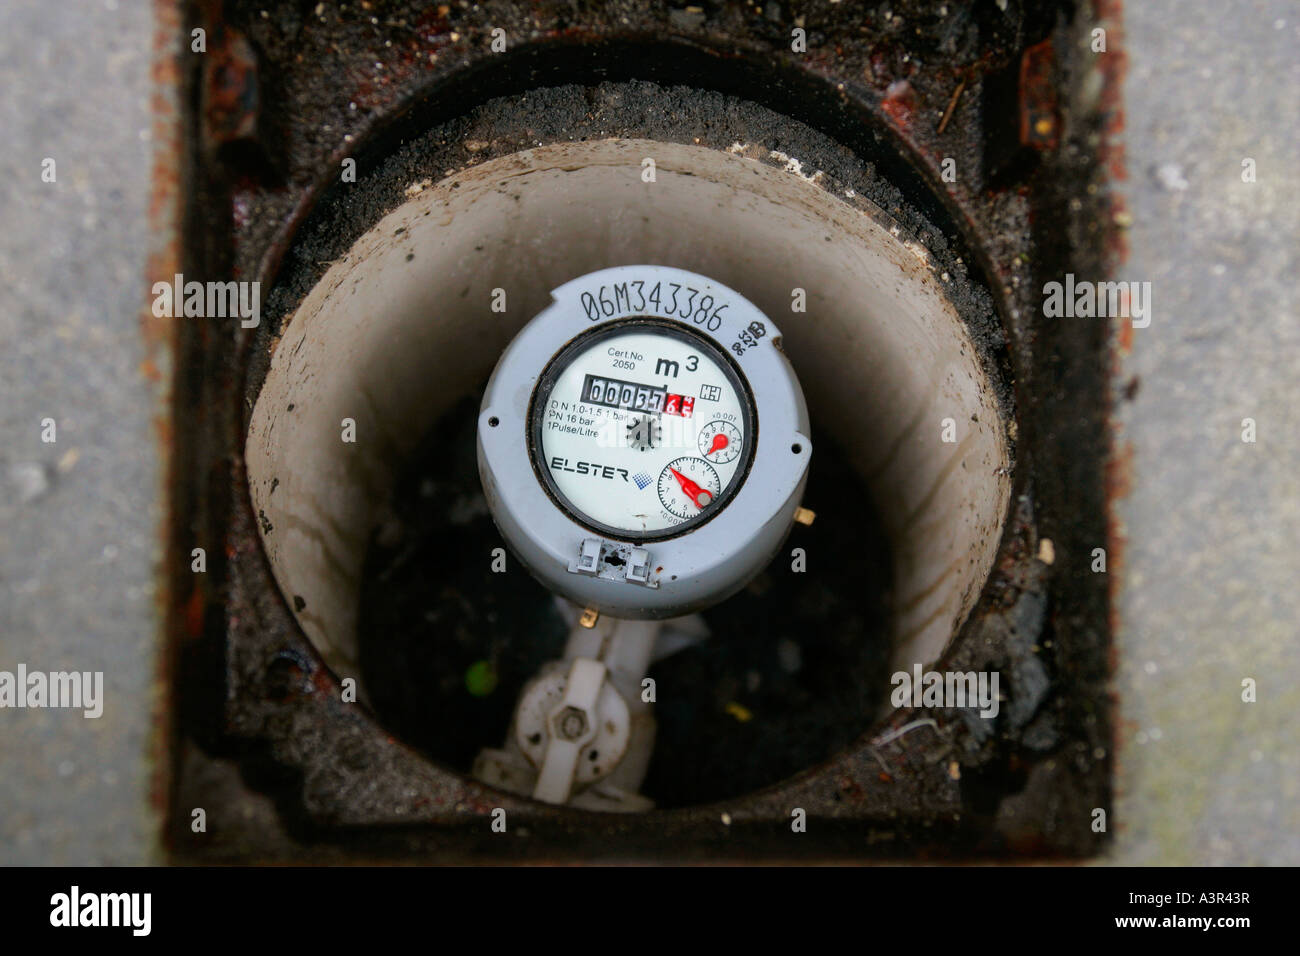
[555,706,589,741]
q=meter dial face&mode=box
[529,320,755,540]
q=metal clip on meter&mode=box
[474,265,813,808]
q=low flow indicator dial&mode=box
[697,420,742,465]
[478,265,812,619]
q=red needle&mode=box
[671,468,713,509]
[707,433,729,456]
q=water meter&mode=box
[478,264,812,619]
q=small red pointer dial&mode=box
[707,433,729,457]
[670,467,713,509]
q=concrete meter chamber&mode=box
[167,0,1126,862]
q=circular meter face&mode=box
[529,321,755,540]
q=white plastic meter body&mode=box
[478,265,811,619]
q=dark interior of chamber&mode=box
[356,390,894,808]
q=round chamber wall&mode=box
[245,104,1013,796]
